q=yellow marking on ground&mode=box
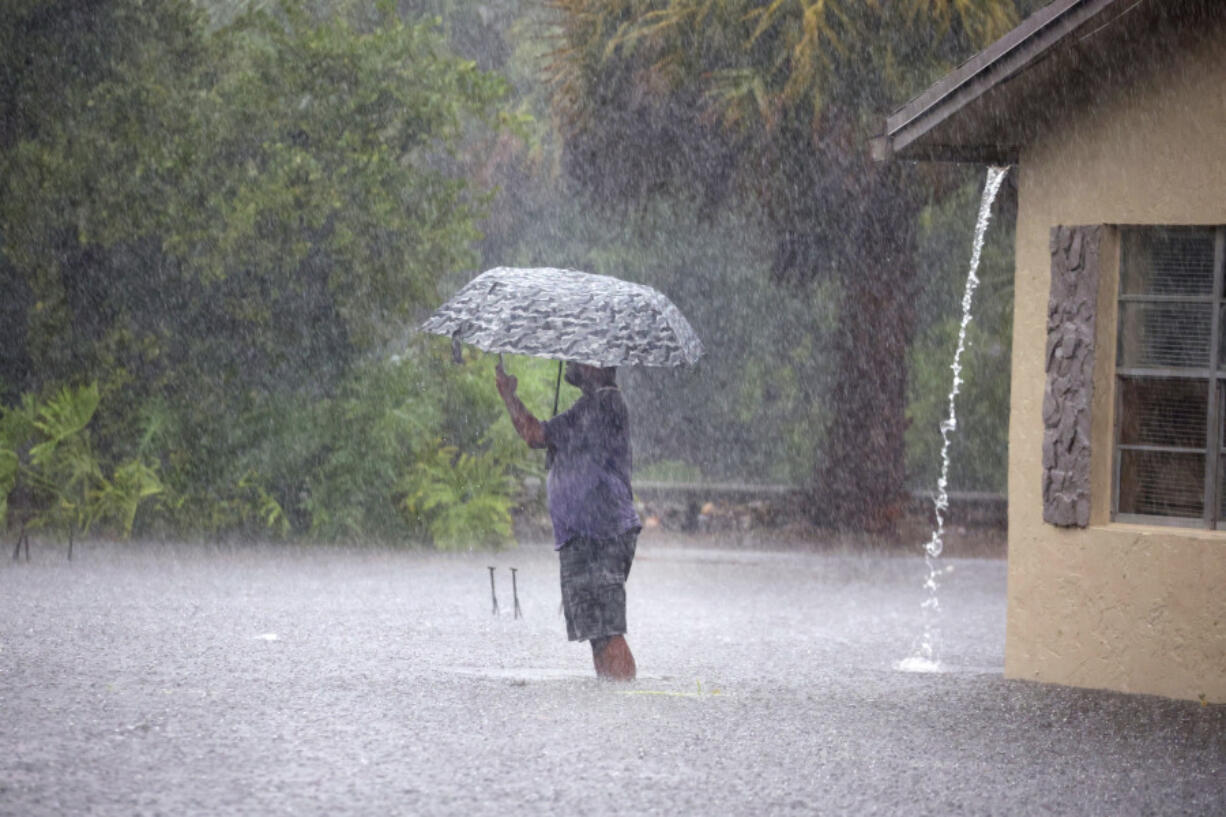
[619,681,722,697]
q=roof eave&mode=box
[876,0,1123,163]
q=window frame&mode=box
[1112,226,1226,528]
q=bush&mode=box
[114,341,564,547]
[0,383,163,541]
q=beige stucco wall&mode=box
[1008,17,1226,702]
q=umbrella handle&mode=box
[552,360,562,418]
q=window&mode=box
[1114,226,1226,527]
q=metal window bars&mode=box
[1113,226,1226,528]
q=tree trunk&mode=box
[816,267,916,532]
[813,170,919,534]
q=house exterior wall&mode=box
[1008,15,1226,702]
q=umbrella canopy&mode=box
[419,267,703,367]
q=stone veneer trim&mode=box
[1042,225,1102,527]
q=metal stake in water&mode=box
[488,566,499,616]
[511,567,522,619]
[900,165,1010,673]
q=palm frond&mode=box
[29,384,100,469]
[88,460,164,538]
[399,443,516,549]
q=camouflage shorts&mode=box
[558,530,638,643]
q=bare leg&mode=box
[591,635,636,681]
[590,636,609,676]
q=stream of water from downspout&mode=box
[897,165,1010,673]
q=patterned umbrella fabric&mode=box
[419,267,704,367]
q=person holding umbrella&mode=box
[495,358,641,681]
[421,266,704,680]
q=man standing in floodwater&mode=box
[495,359,641,681]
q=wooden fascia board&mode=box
[896,144,1021,165]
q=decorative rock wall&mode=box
[1042,225,1103,527]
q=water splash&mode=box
[899,165,1010,673]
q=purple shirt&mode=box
[542,386,640,548]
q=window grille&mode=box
[1114,226,1226,527]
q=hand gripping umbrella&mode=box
[420,266,704,413]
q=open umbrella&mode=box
[420,266,704,368]
[420,266,703,415]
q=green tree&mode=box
[2,0,503,393]
[0,0,517,542]
[546,0,1037,529]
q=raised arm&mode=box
[495,360,546,449]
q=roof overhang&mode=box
[872,0,1170,164]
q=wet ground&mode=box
[1,538,1222,816]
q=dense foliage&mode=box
[0,0,535,545]
[1,0,1025,548]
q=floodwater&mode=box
[1,538,1222,816]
